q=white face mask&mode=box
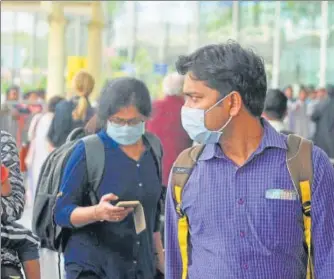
[106,121,145,145]
[181,93,233,144]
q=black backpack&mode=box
[32,128,163,252]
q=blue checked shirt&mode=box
[165,120,334,279]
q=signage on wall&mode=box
[153,63,168,76]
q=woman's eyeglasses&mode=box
[109,117,144,126]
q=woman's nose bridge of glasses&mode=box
[110,117,143,126]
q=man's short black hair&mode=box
[264,89,288,120]
[175,41,267,117]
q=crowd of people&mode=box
[283,85,334,157]
[1,41,333,279]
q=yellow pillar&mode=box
[46,2,66,99]
[87,2,104,101]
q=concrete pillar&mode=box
[158,22,170,63]
[271,1,281,88]
[232,1,240,41]
[188,1,200,53]
[127,1,137,63]
[30,12,38,84]
[319,1,329,87]
[12,12,18,84]
[74,16,82,56]
[46,3,66,99]
[87,2,104,100]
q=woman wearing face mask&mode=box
[54,77,165,279]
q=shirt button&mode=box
[240,231,245,238]
[139,183,143,187]
[238,198,244,205]
[133,260,137,264]
[136,241,140,245]
[136,163,140,167]
[243,263,248,270]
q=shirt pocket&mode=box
[264,197,304,249]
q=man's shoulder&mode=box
[312,145,332,169]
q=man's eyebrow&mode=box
[183,91,202,95]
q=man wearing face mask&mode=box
[165,42,334,279]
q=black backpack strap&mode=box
[144,132,163,183]
[83,135,105,205]
[66,127,86,142]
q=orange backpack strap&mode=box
[286,134,314,279]
[171,144,205,279]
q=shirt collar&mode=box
[199,118,288,161]
[267,120,286,133]
[98,130,118,149]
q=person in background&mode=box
[306,88,320,140]
[25,96,64,203]
[316,87,327,101]
[165,42,334,279]
[284,85,294,101]
[146,72,192,187]
[1,86,23,139]
[312,85,334,158]
[5,86,30,115]
[47,70,95,148]
[292,86,310,138]
[283,85,296,132]
[5,86,20,102]
[54,77,164,279]
[262,89,291,135]
[36,89,46,101]
[24,91,43,115]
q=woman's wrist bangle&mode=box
[94,205,104,222]
[93,205,99,221]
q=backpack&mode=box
[1,264,24,279]
[171,134,314,279]
[32,128,163,252]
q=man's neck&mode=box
[219,113,264,166]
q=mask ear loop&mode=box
[205,93,234,132]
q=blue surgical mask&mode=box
[181,94,233,144]
[106,121,145,145]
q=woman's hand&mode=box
[95,193,133,222]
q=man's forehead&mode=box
[183,74,207,90]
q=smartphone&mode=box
[115,201,140,208]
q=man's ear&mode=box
[229,91,242,117]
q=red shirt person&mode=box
[146,72,192,186]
